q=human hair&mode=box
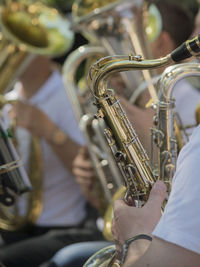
[150,0,196,47]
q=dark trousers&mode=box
[48,241,113,267]
[0,222,104,267]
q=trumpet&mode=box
[83,35,200,266]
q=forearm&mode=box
[12,101,83,173]
[123,237,200,267]
[43,121,81,173]
[123,239,151,267]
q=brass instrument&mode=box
[63,45,124,240]
[63,0,162,240]
[0,1,74,230]
[0,0,74,92]
[72,0,162,103]
[153,63,200,193]
[0,120,31,207]
[83,35,200,266]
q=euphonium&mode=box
[72,0,162,103]
[83,35,200,267]
[0,0,74,230]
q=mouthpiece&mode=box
[171,34,200,62]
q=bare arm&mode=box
[10,100,81,173]
[124,237,200,267]
[112,181,200,267]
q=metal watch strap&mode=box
[121,234,152,265]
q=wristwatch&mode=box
[51,128,67,145]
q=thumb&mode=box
[144,181,167,211]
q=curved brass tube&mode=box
[83,35,200,266]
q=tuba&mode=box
[83,35,200,266]
[0,0,74,231]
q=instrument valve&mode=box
[115,151,126,162]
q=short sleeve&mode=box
[31,71,86,146]
[153,125,200,255]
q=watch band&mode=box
[121,234,152,265]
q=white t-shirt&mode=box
[4,70,87,227]
[153,124,200,254]
[173,79,200,139]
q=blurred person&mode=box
[122,0,200,154]
[0,56,103,267]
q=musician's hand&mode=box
[72,147,100,209]
[112,181,166,248]
[9,100,56,140]
[73,147,95,187]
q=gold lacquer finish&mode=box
[103,186,126,241]
[155,63,200,191]
[68,0,163,241]
[0,0,74,93]
[84,35,200,266]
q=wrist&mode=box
[121,234,152,265]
